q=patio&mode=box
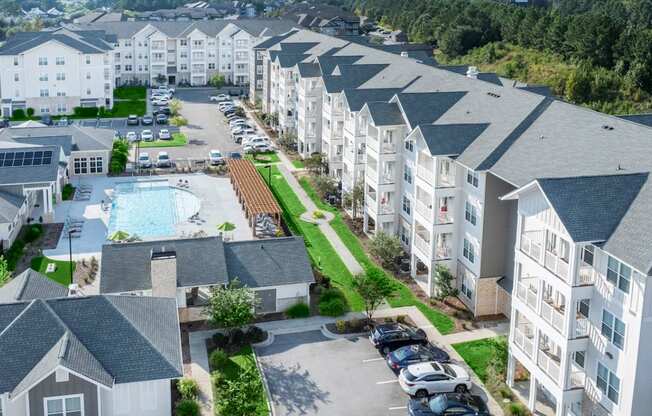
[42,173,254,261]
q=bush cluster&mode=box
[285,302,310,319]
[318,288,347,317]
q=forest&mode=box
[350,0,652,114]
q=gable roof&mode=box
[366,101,405,126]
[100,236,228,294]
[297,62,322,77]
[0,125,115,152]
[0,269,68,303]
[342,88,402,112]
[253,29,299,49]
[394,91,467,129]
[618,113,652,127]
[0,190,25,223]
[0,296,182,395]
[0,145,61,186]
[536,173,649,243]
[322,63,387,93]
[0,29,113,55]
[417,123,490,157]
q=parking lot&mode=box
[256,331,408,415]
[75,118,181,138]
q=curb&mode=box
[251,331,275,348]
[251,347,276,416]
[320,323,368,340]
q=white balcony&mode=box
[574,316,589,338]
[569,368,586,389]
[381,141,396,154]
[521,232,544,263]
[544,251,569,280]
[379,203,394,215]
[416,200,432,219]
[516,281,538,310]
[331,154,343,163]
[436,174,455,188]
[417,166,433,181]
[415,233,430,256]
[577,264,595,285]
[537,350,561,383]
[513,326,535,358]
[437,207,453,224]
[435,245,451,260]
[540,300,565,334]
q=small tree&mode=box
[311,174,337,199]
[155,73,166,85]
[353,269,395,323]
[0,256,10,287]
[215,368,264,416]
[369,231,402,269]
[169,98,182,116]
[305,152,327,175]
[343,180,364,218]
[26,108,34,117]
[277,132,297,151]
[433,264,458,302]
[203,278,259,344]
[209,73,225,89]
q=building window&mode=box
[124,65,132,72]
[180,64,188,71]
[607,256,631,293]
[45,395,83,416]
[466,169,479,187]
[180,39,187,46]
[86,88,91,96]
[57,104,67,113]
[465,201,477,225]
[89,157,103,173]
[601,309,625,349]
[40,106,50,114]
[597,363,620,404]
[460,269,474,299]
[40,89,49,97]
[403,165,412,184]
[85,56,91,64]
[86,72,91,79]
[582,245,594,266]
[14,73,19,81]
[192,40,203,47]
[124,40,131,47]
[56,57,65,65]
[463,239,475,263]
[402,196,411,215]
[236,39,248,48]
[13,57,18,65]
[208,63,215,70]
[38,57,48,66]
[57,91,66,97]
[74,158,88,175]
[39,74,48,81]
[400,224,410,245]
[404,140,413,152]
[115,65,121,71]
[56,73,65,81]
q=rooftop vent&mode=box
[487,92,501,98]
[466,66,479,79]
[602,125,615,131]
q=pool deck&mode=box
[43,173,254,263]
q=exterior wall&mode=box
[254,282,310,312]
[69,150,110,177]
[28,371,98,416]
[479,173,516,278]
[474,276,500,316]
[102,379,171,416]
[496,286,512,318]
[1,393,27,416]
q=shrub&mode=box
[320,288,344,302]
[335,319,346,332]
[209,349,229,370]
[499,387,514,400]
[170,115,188,126]
[312,210,325,219]
[12,109,25,119]
[230,328,245,346]
[212,332,227,348]
[175,399,200,416]
[245,326,267,343]
[176,378,198,400]
[26,108,34,117]
[319,297,346,316]
[285,302,310,319]
[73,106,99,117]
[24,224,43,243]
[508,403,527,416]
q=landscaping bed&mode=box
[245,151,280,164]
[30,256,76,286]
[139,133,188,148]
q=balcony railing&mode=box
[577,264,595,285]
[520,233,543,263]
[545,251,569,280]
[437,209,453,224]
[381,142,396,154]
[513,327,534,358]
[516,282,538,310]
[435,245,452,260]
[380,172,395,184]
[541,300,565,334]
[575,316,589,338]
[415,233,430,255]
[417,166,433,181]
[537,350,561,383]
[331,154,343,163]
[379,203,394,215]
[569,369,586,389]
[416,200,432,219]
[437,174,455,188]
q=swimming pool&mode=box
[107,180,200,239]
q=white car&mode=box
[210,94,230,102]
[125,131,138,141]
[156,151,172,168]
[218,102,234,110]
[244,143,272,154]
[138,152,152,168]
[398,362,472,398]
[209,149,225,165]
[152,98,169,106]
[140,129,154,141]
[229,119,247,128]
[232,126,255,136]
[242,136,269,146]
[158,129,171,140]
[156,86,174,95]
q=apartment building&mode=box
[256,28,652,416]
[0,28,114,117]
[78,19,295,87]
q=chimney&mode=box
[68,283,83,297]
[466,66,479,79]
[151,248,178,299]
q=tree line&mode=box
[350,0,652,112]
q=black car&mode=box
[127,114,139,125]
[370,323,427,355]
[408,393,489,416]
[141,115,153,125]
[156,114,168,124]
[0,118,10,128]
[229,151,242,160]
[154,107,172,116]
[387,343,450,373]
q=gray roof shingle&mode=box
[0,190,25,223]
[394,91,467,129]
[342,88,402,112]
[0,29,112,55]
[0,145,61,186]
[0,269,68,303]
[418,123,490,157]
[366,101,405,126]
[617,113,652,127]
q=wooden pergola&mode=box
[227,159,282,237]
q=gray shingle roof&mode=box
[366,101,405,126]
[253,29,299,49]
[0,29,112,55]
[418,123,490,157]
[275,53,310,68]
[100,236,228,294]
[394,91,467,129]
[0,190,25,223]
[224,237,314,288]
[0,269,68,303]
[537,173,648,243]
[517,85,552,97]
[0,145,61,186]
[342,88,402,112]
[0,125,115,152]
[297,62,322,77]
[477,73,503,86]
[617,113,652,127]
[323,63,387,93]
[316,54,362,75]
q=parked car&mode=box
[152,97,169,106]
[156,85,174,95]
[158,129,171,140]
[125,131,138,141]
[151,92,171,100]
[209,149,225,165]
[41,114,53,125]
[228,151,242,159]
[0,118,9,128]
[399,362,472,398]
[127,114,139,125]
[140,129,154,141]
[387,344,450,373]
[242,136,269,147]
[226,113,241,121]
[407,393,489,416]
[56,117,69,126]
[370,323,428,355]
[210,94,230,102]
[232,126,255,136]
[156,151,172,168]
[154,107,171,116]
[218,101,234,110]
[141,115,153,125]
[156,114,168,124]
[138,152,152,168]
[244,143,272,153]
[230,120,248,129]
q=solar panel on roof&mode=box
[0,150,53,167]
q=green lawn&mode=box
[139,133,187,148]
[212,345,268,416]
[292,159,305,169]
[257,165,364,311]
[452,337,507,383]
[109,100,146,117]
[30,256,76,286]
[114,86,146,100]
[298,177,338,213]
[245,152,281,164]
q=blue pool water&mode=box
[107,180,200,239]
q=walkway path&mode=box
[188,331,214,416]
[276,163,364,275]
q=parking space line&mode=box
[376,379,399,385]
[388,406,407,411]
[362,357,384,363]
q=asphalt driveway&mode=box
[255,330,408,416]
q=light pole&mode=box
[68,230,74,285]
[265,165,271,185]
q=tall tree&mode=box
[203,279,259,343]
